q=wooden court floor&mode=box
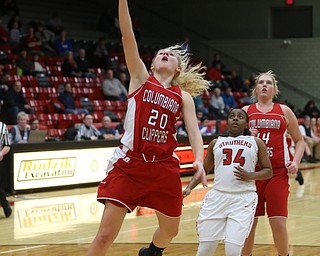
[0,162,320,256]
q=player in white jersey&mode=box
[183,108,272,256]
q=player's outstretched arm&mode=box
[118,0,148,92]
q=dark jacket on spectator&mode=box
[58,91,75,110]
[4,87,27,109]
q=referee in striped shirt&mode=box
[0,121,12,218]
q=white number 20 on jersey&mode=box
[148,109,168,129]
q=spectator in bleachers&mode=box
[98,115,116,140]
[299,115,320,161]
[289,123,315,164]
[30,118,40,131]
[208,87,227,120]
[0,70,9,102]
[0,19,9,43]
[115,113,125,136]
[299,139,317,163]
[32,54,46,75]
[102,69,128,101]
[93,37,109,68]
[238,88,256,106]
[75,49,95,78]
[118,72,129,91]
[244,72,257,90]
[221,86,237,111]
[0,70,9,114]
[313,117,320,137]
[212,53,226,73]
[35,22,56,56]
[196,110,204,122]
[193,95,209,119]
[177,119,188,137]
[46,12,63,35]
[301,100,320,119]
[4,81,33,124]
[54,30,73,56]
[7,14,22,30]
[311,117,320,137]
[58,82,89,114]
[115,62,130,82]
[22,26,44,56]
[61,51,82,77]
[285,99,300,118]
[225,71,246,92]
[207,63,223,82]
[16,49,33,76]
[75,114,103,141]
[198,118,212,135]
[8,20,21,45]
[9,111,29,144]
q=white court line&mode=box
[0,245,48,254]
[62,217,197,244]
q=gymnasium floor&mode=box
[0,162,319,255]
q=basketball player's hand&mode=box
[193,161,207,187]
[234,165,252,181]
[286,161,298,175]
[249,128,259,137]
[182,188,191,198]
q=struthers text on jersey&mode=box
[218,139,253,148]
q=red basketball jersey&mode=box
[247,103,290,168]
[121,76,183,155]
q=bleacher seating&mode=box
[0,1,250,141]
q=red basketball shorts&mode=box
[255,167,290,217]
[97,147,183,217]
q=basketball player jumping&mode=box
[87,1,210,255]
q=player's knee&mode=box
[166,226,179,238]
[158,225,179,239]
[270,218,287,233]
[95,231,116,247]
